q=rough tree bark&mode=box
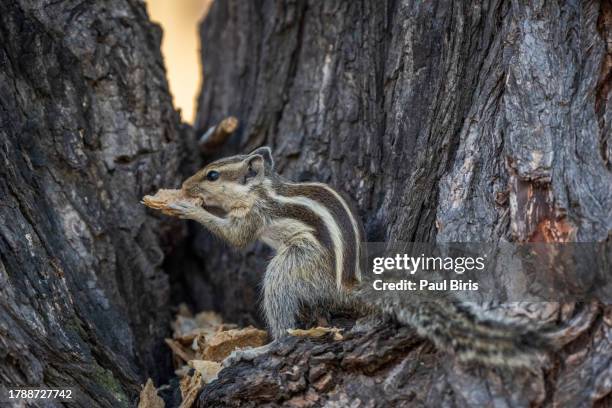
[0,1,194,406]
[193,0,612,406]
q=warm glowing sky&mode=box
[147,0,212,124]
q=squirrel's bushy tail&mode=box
[371,296,550,367]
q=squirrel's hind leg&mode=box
[263,245,336,339]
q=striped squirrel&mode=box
[166,146,548,367]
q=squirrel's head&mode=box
[182,146,275,211]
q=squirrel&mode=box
[166,146,549,367]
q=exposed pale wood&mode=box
[198,116,239,153]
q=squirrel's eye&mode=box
[206,170,220,181]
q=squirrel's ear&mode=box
[248,146,274,170]
[244,154,266,184]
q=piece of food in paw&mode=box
[141,188,203,215]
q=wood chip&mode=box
[189,360,222,384]
[179,370,202,408]
[202,326,269,362]
[165,338,196,364]
[194,311,224,328]
[174,365,191,378]
[138,379,165,408]
[287,326,343,340]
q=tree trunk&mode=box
[194,0,612,406]
[0,1,193,406]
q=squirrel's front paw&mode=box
[167,201,200,219]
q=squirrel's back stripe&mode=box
[266,200,334,257]
[307,183,364,282]
[263,184,344,289]
[277,182,362,288]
